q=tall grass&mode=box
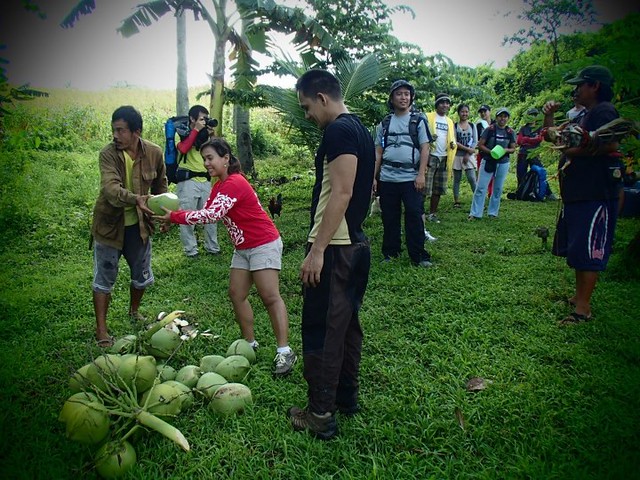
[0,89,638,479]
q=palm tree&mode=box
[175,8,189,116]
[265,53,389,152]
[61,0,335,172]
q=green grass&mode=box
[1,93,639,479]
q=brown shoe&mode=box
[288,406,337,440]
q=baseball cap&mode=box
[478,104,490,112]
[495,107,510,117]
[387,80,415,110]
[435,93,452,106]
[565,65,613,87]
[526,108,539,116]
[389,79,415,96]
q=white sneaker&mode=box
[424,230,437,242]
[427,213,441,223]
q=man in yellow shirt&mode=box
[175,105,220,258]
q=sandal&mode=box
[559,312,592,326]
[96,335,115,348]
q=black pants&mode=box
[301,241,371,414]
[379,180,430,263]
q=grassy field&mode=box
[0,91,639,479]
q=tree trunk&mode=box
[234,104,254,176]
[208,24,228,137]
[176,11,189,116]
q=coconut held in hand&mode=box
[147,192,180,215]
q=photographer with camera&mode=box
[175,105,220,258]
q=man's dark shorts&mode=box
[553,199,618,271]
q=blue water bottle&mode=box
[164,119,176,165]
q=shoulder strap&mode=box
[408,112,422,150]
[381,114,392,151]
[486,124,497,149]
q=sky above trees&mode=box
[1,0,637,91]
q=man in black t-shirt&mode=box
[289,69,375,440]
[542,65,622,325]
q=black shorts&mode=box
[552,199,618,271]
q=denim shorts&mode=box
[231,237,282,271]
[92,225,154,293]
[552,199,618,271]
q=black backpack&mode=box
[380,111,427,167]
[508,170,541,201]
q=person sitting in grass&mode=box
[155,138,297,377]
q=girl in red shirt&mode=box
[155,138,296,376]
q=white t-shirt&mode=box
[433,114,449,157]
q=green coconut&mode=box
[163,380,194,410]
[59,393,110,445]
[85,354,122,392]
[140,383,182,417]
[116,354,157,394]
[215,355,251,382]
[199,355,226,373]
[95,440,137,479]
[110,334,138,355]
[145,328,182,359]
[157,364,177,382]
[69,363,93,394]
[59,391,99,422]
[209,383,252,416]
[195,372,227,399]
[147,192,180,215]
[175,365,201,388]
[226,339,257,364]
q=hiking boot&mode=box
[427,213,441,223]
[273,350,297,376]
[424,230,437,242]
[288,406,337,440]
[336,403,361,417]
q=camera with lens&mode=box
[205,118,218,128]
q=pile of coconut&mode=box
[59,311,256,479]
